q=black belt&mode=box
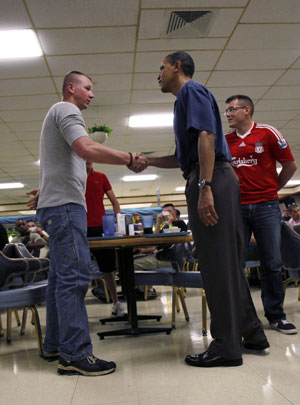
[182,159,227,180]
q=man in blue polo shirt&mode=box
[147,51,268,367]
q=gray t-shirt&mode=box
[37,101,88,210]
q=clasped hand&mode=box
[129,153,148,173]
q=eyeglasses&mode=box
[224,106,247,116]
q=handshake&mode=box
[128,152,148,173]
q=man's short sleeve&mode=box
[267,126,294,162]
[185,85,217,135]
[55,103,88,146]
[102,173,112,193]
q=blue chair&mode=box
[135,243,207,334]
[0,243,50,355]
[0,282,48,355]
[281,221,300,301]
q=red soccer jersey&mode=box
[226,122,294,204]
[85,170,112,227]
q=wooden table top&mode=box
[88,232,193,249]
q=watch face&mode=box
[198,180,205,188]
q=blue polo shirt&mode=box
[173,80,231,171]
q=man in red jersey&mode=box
[86,161,127,317]
[225,94,297,335]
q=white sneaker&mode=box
[112,301,127,317]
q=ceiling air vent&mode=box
[163,10,216,38]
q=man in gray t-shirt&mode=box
[29,71,147,377]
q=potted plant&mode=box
[87,123,113,144]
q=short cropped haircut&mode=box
[162,203,175,209]
[288,203,298,213]
[165,51,195,78]
[62,71,92,92]
[225,94,255,116]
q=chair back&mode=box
[281,221,300,280]
[156,242,190,272]
[293,224,300,235]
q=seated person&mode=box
[12,219,45,257]
[27,220,50,258]
[281,208,291,222]
[288,204,300,227]
[134,204,187,299]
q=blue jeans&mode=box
[37,203,93,361]
[241,200,286,323]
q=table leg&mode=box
[97,246,172,339]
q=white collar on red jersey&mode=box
[236,121,255,139]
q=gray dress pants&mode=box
[185,161,266,359]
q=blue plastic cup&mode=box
[102,215,115,236]
[142,215,153,234]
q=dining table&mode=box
[88,231,193,339]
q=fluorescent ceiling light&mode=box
[129,114,173,128]
[123,175,158,182]
[19,210,36,215]
[120,203,152,209]
[0,30,42,59]
[175,186,185,191]
[0,182,24,189]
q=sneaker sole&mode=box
[111,311,128,317]
[57,364,116,376]
[270,325,298,335]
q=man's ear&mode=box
[174,60,182,72]
[67,82,75,94]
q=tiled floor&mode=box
[1,285,300,405]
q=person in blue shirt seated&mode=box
[134,203,187,299]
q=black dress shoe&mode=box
[185,350,243,368]
[243,340,270,351]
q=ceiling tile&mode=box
[133,71,210,89]
[135,51,221,72]
[54,74,132,93]
[216,50,300,70]
[27,0,139,27]
[1,109,48,122]
[256,99,300,111]
[241,0,300,22]
[265,86,300,99]
[212,86,266,102]
[228,24,300,50]
[47,54,134,75]
[207,70,284,87]
[276,70,300,86]
[253,111,297,122]
[0,59,50,79]
[0,77,55,96]
[92,91,131,106]
[0,0,32,29]
[9,121,44,132]
[132,90,174,104]
[142,0,247,7]
[0,94,58,110]
[137,38,227,52]
[38,27,136,54]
